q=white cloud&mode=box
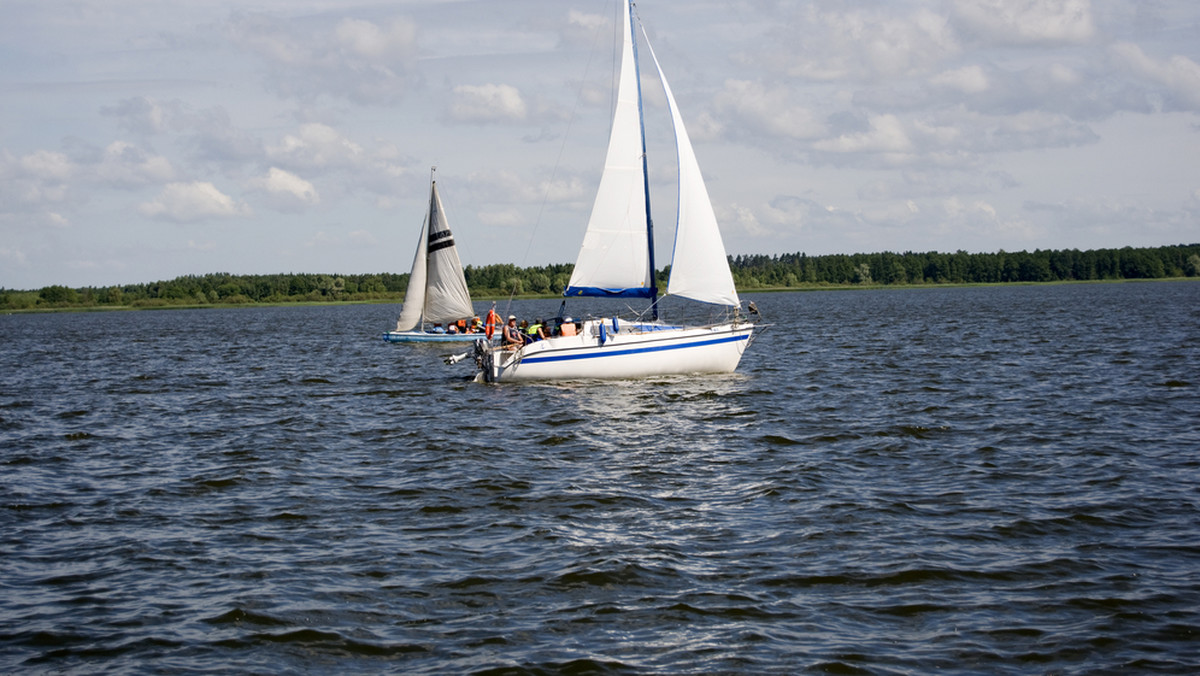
[265,167,318,203]
[101,97,172,135]
[951,0,1096,45]
[228,13,418,105]
[931,65,991,93]
[1110,42,1200,110]
[97,141,174,188]
[477,208,525,228]
[713,80,826,140]
[247,166,319,213]
[335,18,414,62]
[0,150,73,210]
[448,84,528,123]
[743,6,959,81]
[267,123,365,170]
[139,181,250,222]
[250,167,320,212]
[566,10,606,35]
[19,150,73,181]
[814,114,913,155]
[724,203,771,238]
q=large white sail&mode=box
[394,218,429,332]
[421,182,474,324]
[643,28,740,308]
[565,0,653,299]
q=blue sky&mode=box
[2,0,1198,289]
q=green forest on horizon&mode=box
[4,244,1198,311]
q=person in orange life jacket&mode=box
[560,317,577,337]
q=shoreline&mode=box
[5,277,1195,315]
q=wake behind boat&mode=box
[384,171,491,344]
[472,0,757,382]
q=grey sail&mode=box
[395,181,473,331]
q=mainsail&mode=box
[394,181,473,331]
[565,0,737,308]
[564,1,654,300]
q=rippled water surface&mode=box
[3,282,1199,674]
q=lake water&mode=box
[2,282,1198,674]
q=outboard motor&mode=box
[472,339,495,382]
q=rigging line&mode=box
[505,0,614,319]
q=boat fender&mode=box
[612,317,619,334]
[598,323,607,345]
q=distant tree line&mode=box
[728,244,1200,288]
[3,244,1197,310]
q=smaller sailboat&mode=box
[383,171,484,343]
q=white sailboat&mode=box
[384,172,482,343]
[472,0,756,382]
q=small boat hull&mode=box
[383,331,486,344]
[475,319,753,382]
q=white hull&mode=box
[475,319,753,383]
[384,330,485,344]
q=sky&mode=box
[1,0,1198,290]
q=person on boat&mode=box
[502,315,523,348]
[471,316,483,333]
[455,319,468,334]
[431,323,446,334]
[447,323,458,334]
[560,316,577,337]
[526,319,547,342]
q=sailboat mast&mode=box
[628,1,659,318]
[420,166,437,328]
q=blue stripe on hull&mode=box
[518,332,748,365]
[383,332,482,343]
